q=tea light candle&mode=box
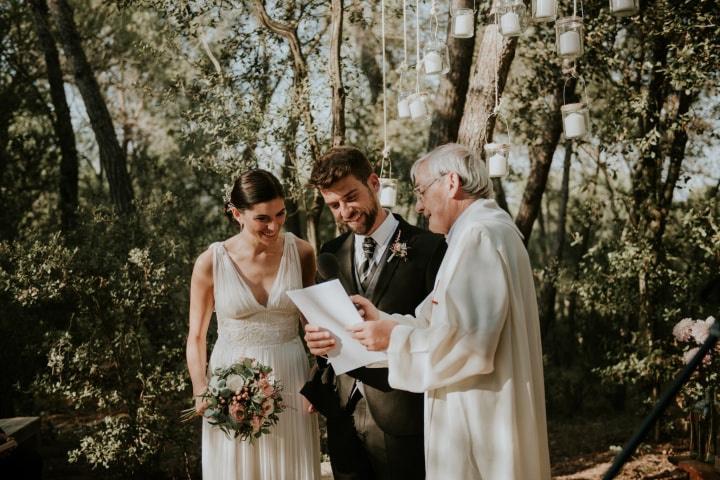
[559,30,581,56]
[535,0,554,18]
[453,10,474,37]
[488,153,508,177]
[379,184,397,207]
[409,95,428,120]
[563,112,586,138]
[611,0,637,14]
[500,11,521,36]
[424,51,443,75]
[397,97,410,118]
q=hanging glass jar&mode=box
[483,143,510,178]
[408,92,430,120]
[561,102,590,139]
[496,0,527,38]
[532,0,557,23]
[423,40,450,75]
[555,16,584,59]
[451,1,475,38]
[379,178,398,208]
[609,0,638,17]
[397,91,411,118]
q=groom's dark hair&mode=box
[309,146,374,189]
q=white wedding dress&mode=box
[202,233,321,479]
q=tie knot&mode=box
[362,237,377,259]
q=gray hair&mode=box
[411,143,493,199]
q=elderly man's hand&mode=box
[350,295,379,321]
[304,324,337,356]
[348,319,397,351]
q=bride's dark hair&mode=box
[225,169,285,225]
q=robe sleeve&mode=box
[385,226,510,393]
[379,291,434,328]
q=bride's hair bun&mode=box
[225,170,285,226]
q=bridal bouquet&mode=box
[183,358,285,442]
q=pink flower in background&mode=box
[682,346,712,366]
[672,318,695,342]
[690,316,715,345]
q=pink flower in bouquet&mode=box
[258,378,274,397]
[672,318,695,342]
[251,415,263,434]
[261,399,275,417]
[229,402,245,422]
[690,316,715,345]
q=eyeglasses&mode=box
[413,173,446,201]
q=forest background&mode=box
[0,0,718,477]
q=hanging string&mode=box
[381,0,389,175]
[415,0,421,93]
[494,18,500,113]
[430,0,440,41]
[402,0,408,67]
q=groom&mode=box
[303,146,446,480]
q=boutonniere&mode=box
[387,230,409,263]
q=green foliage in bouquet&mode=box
[188,359,285,443]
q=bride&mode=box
[186,169,321,479]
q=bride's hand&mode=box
[195,396,210,416]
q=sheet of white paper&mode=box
[287,279,387,375]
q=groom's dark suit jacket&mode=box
[307,214,445,479]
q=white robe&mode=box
[382,199,551,480]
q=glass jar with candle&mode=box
[408,92,430,120]
[532,0,556,23]
[561,102,590,139]
[379,178,398,208]
[555,16,584,59]
[496,0,527,37]
[451,7,475,38]
[483,142,510,178]
[397,91,411,119]
[423,41,450,76]
[609,0,638,17]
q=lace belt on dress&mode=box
[216,316,298,346]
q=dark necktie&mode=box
[359,237,377,290]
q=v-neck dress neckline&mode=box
[221,235,288,309]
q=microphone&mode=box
[317,253,340,283]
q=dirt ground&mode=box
[548,413,690,479]
[36,411,708,479]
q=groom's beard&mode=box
[341,202,379,236]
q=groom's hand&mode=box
[304,324,337,356]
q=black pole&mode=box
[602,321,720,480]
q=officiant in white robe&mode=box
[349,143,551,480]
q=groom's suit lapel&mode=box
[370,219,407,305]
[336,233,357,295]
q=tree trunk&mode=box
[515,78,576,244]
[254,0,324,249]
[329,0,345,148]
[48,0,134,214]
[427,10,477,149]
[539,143,572,339]
[31,0,79,231]
[456,22,517,159]
[456,20,517,210]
